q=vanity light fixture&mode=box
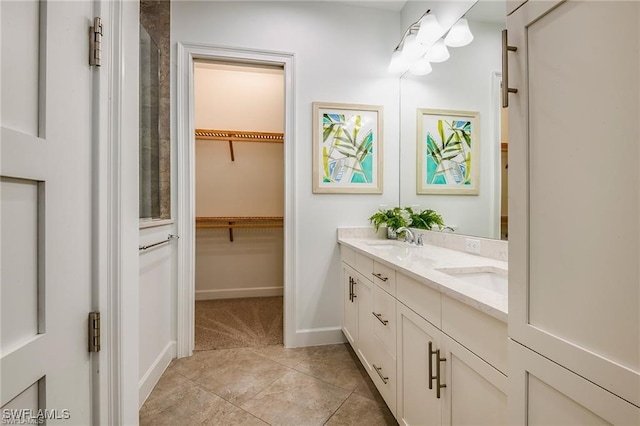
[388,10,474,76]
[444,18,474,47]
[424,39,450,63]
[416,13,444,47]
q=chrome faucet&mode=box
[396,227,415,244]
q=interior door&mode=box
[1,0,96,423]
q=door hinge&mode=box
[89,17,103,67]
[88,312,101,352]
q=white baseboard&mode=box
[138,341,176,408]
[293,327,347,347]
[195,286,283,300]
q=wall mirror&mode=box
[139,1,171,223]
[399,0,507,240]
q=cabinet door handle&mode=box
[501,29,518,108]
[372,312,389,325]
[371,272,388,282]
[428,341,436,390]
[351,279,357,300]
[348,277,353,302]
[372,364,389,384]
[435,349,447,399]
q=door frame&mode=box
[94,0,141,423]
[176,42,296,356]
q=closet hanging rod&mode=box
[195,129,284,143]
[195,217,283,242]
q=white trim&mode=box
[196,287,284,300]
[139,218,174,229]
[94,0,125,424]
[138,341,177,408]
[295,327,347,347]
[176,43,296,357]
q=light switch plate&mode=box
[465,238,481,254]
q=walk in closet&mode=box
[193,61,284,350]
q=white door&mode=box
[508,0,640,407]
[1,0,96,423]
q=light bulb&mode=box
[388,50,409,74]
[416,14,444,47]
[424,39,450,63]
[444,18,474,48]
[409,58,432,76]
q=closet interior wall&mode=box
[194,61,285,300]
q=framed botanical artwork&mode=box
[312,102,383,193]
[417,108,479,195]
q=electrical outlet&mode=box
[465,238,481,254]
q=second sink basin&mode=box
[436,266,508,295]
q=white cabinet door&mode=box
[342,265,357,346]
[441,334,507,426]
[508,0,640,406]
[397,303,442,426]
[509,341,640,424]
[1,0,96,422]
[354,271,374,372]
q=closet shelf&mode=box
[195,216,283,242]
[195,129,284,162]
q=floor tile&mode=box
[171,346,291,405]
[139,376,266,426]
[240,369,350,425]
[250,344,322,368]
[325,392,397,426]
[293,344,370,391]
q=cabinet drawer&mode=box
[372,336,397,417]
[397,273,441,328]
[372,285,396,357]
[354,251,374,279]
[340,245,355,267]
[442,295,507,374]
[372,261,396,296]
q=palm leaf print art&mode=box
[426,119,472,185]
[322,113,374,184]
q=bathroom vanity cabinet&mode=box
[507,0,640,422]
[340,243,508,424]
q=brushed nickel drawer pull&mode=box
[501,29,518,108]
[428,341,437,390]
[372,272,389,282]
[372,312,389,325]
[436,349,447,399]
[373,364,389,384]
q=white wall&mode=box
[138,224,177,405]
[194,63,285,299]
[172,1,401,346]
[400,21,503,238]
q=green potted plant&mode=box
[368,207,409,239]
[405,207,445,230]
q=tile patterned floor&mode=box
[139,344,397,425]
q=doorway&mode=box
[176,44,296,357]
[193,61,285,350]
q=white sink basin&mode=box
[436,266,508,295]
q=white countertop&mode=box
[338,237,508,322]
